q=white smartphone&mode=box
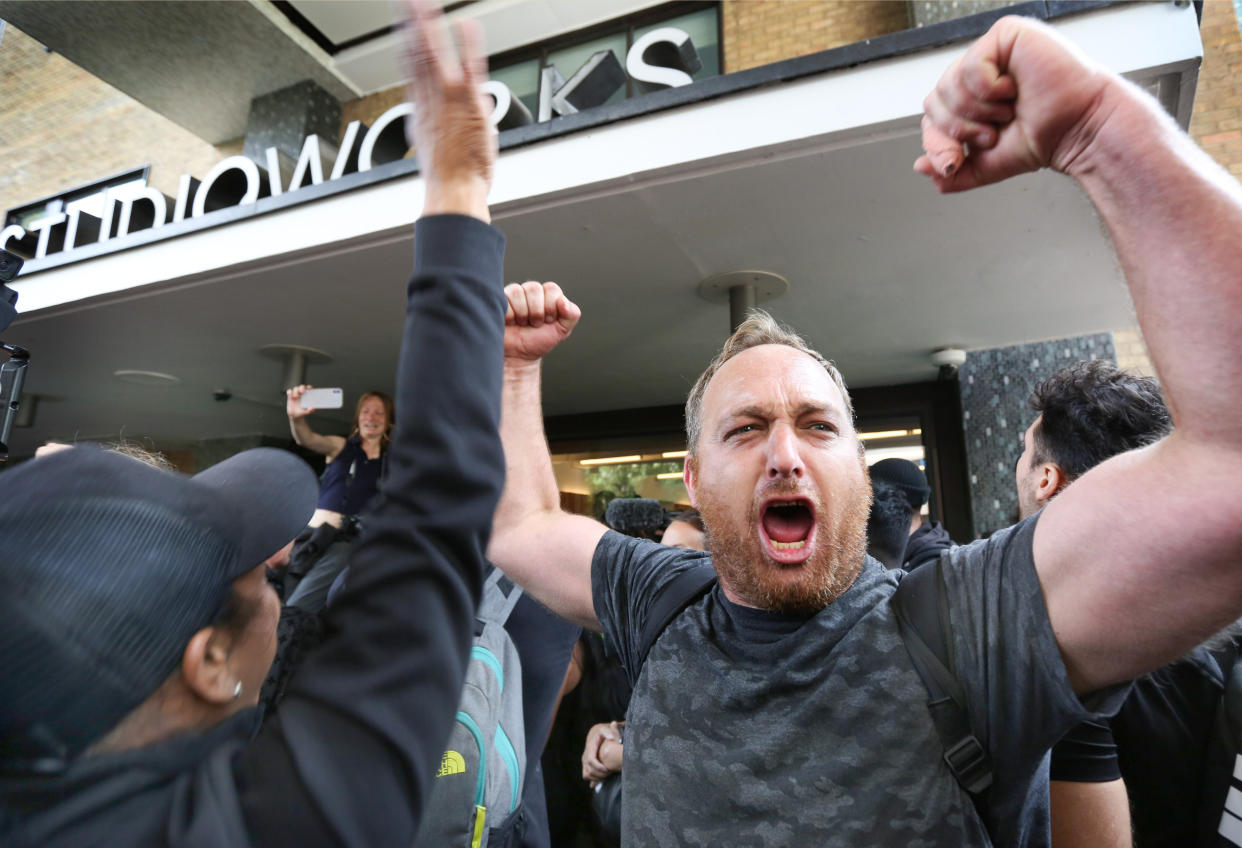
[299,387,343,410]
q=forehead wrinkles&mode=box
[702,346,846,431]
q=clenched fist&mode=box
[916,16,1117,192]
[503,281,581,363]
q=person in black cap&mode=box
[0,445,318,767]
[0,1,508,845]
[867,457,954,571]
[865,480,914,570]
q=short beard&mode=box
[698,477,870,615]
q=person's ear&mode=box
[1034,463,1067,506]
[180,626,239,705]
[683,456,699,508]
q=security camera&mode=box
[930,347,966,381]
[930,347,967,369]
[212,388,233,402]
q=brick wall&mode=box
[1192,0,1242,180]
[722,0,910,73]
[0,25,241,214]
[1111,328,1154,378]
[341,87,408,137]
[1114,0,1242,377]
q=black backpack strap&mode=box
[891,558,993,796]
[479,566,523,626]
[633,562,717,683]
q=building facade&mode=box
[0,1,1232,538]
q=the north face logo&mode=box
[436,750,466,777]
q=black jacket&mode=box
[0,215,508,848]
[903,521,955,573]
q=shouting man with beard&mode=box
[488,14,1242,848]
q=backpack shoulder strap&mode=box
[891,558,993,796]
[634,561,717,678]
[478,567,523,628]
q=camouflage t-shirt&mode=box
[591,515,1128,847]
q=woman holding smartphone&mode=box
[283,385,394,609]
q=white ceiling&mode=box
[285,0,407,45]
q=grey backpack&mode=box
[415,568,527,848]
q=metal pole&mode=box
[729,283,757,333]
[282,350,308,390]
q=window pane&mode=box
[860,422,930,516]
[545,33,630,108]
[489,58,541,118]
[634,7,721,80]
[551,445,690,519]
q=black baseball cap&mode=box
[868,457,931,511]
[0,445,317,771]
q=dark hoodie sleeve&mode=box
[902,522,955,573]
[232,215,507,847]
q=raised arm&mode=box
[237,2,507,844]
[286,384,347,459]
[919,16,1242,692]
[487,281,606,629]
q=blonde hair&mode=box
[684,311,853,452]
[106,441,177,472]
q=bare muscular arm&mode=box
[487,282,604,629]
[919,16,1242,692]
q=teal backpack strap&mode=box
[891,559,993,797]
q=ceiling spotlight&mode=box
[113,369,180,386]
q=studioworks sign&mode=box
[2,27,704,265]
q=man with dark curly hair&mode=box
[1016,360,1171,848]
[1017,360,1171,520]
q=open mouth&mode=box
[759,498,817,563]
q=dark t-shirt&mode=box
[1049,717,1121,782]
[591,515,1128,847]
[316,436,384,515]
[1048,644,1226,846]
[1113,647,1224,847]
